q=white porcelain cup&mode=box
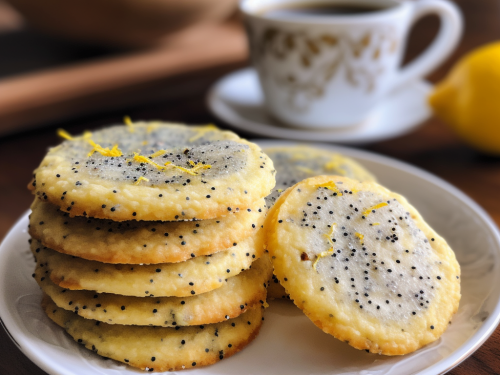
[241,0,462,129]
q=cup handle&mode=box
[395,0,462,89]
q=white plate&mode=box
[1,141,500,375]
[207,68,433,144]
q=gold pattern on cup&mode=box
[251,26,398,111]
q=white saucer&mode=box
[207,68,433,144]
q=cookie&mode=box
[267,274,290,300]
[264,145,375,206]
[43,296,264,372]
[35,255,272,326]
[29,199,266,264]
[31,229,264,297]
[264,146,376,299]
[265,175,461,355]
[264,185,296,300]
[29,122,276,221]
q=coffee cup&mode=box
[241,0,462,129]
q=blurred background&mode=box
[0,0,500,373]
[0,0,496,137]
[0,0,244,133]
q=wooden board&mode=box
[0,22,247,135]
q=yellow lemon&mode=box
[429,42,500,155]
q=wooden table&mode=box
[1,0,500,373]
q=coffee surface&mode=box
[262,2,390,17]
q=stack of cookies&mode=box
[28,122,275,371]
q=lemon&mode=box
[429,42,500,155]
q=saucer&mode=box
[207,68,433,144]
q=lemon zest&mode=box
[142,141,148,145]
[363,202,388,216]
[188,160,211,169]
[314,223,337,270]
[57,129,74,140]
[296,166,317,175]
[132,151,212,175]
[171,165,194,175]
[87,139,123,157]
[133,152,166,171]
[355,232,364,242]
[134,176,149,185]
[124,116,134,133]
[313,248,334,270]
[187,160,212,174]
[164,162,195,175]
[323,223,337,247]
[372,222,380,226]
[150,150,167,158]
[277,189,283,193]
[133,153,153,164]
[317,181,343,196]
[188,124,219,142]
[324,159,347,175]
[147,123,160,134]
[163,160,212,176]
[57,129,94,142]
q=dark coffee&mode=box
[262,2,391,17]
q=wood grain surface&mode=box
[1,0,500,374]
[0,21,247,135]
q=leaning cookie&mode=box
[29,199,266,264]
[31,229,264,297]
[264,145,375,300]
[29,122,276,221]
[267,274,290,300]
[265,175,461,355]
[43,296,264,372]
[35,255,272,326]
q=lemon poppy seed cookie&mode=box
[264,145,375,207]
[266,175,461,355]
[29,199,266,264]
[35,255,272,327]
[264,146,375,299]
[43,296,264,372]
[30,122,276,221]
[31,230,264,297]
[267,274,291,300]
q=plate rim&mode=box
[0,213,73,375]
[1,141,500,375]
[206,67,433,144]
